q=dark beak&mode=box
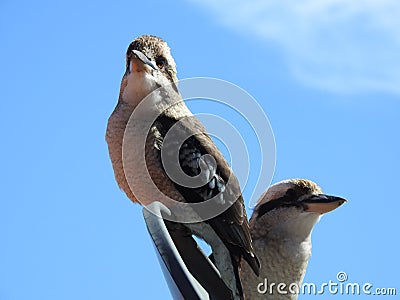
[302,194,347,214]
[131,50,157,70]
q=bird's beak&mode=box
[302,194,347,214]
[130,50,158,71]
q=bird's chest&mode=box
[122,121,186,206]
[106,103,183,205]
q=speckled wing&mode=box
[151,114,260,276]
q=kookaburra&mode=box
[106,35,260,299]
[240,179,346,299]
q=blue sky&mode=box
[1,0,399,299]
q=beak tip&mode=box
[338,197,348,206]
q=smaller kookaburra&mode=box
[240,179,346,300]
[106,35,259,299]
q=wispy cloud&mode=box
[189,0,400,93]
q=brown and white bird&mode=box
[106,35,260,299]
[240,179,346,300]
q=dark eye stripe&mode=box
[256,189,299,218]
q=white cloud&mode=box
[189,0,400,93]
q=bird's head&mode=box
[250,179,346,241]
[126,35,177,82]
[119,35,178,105]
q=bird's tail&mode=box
[243,251,261,277]
[231,254,244,300]
[210,252,260,299]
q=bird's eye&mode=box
[286,188,296,199]
[156,57,166,69]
